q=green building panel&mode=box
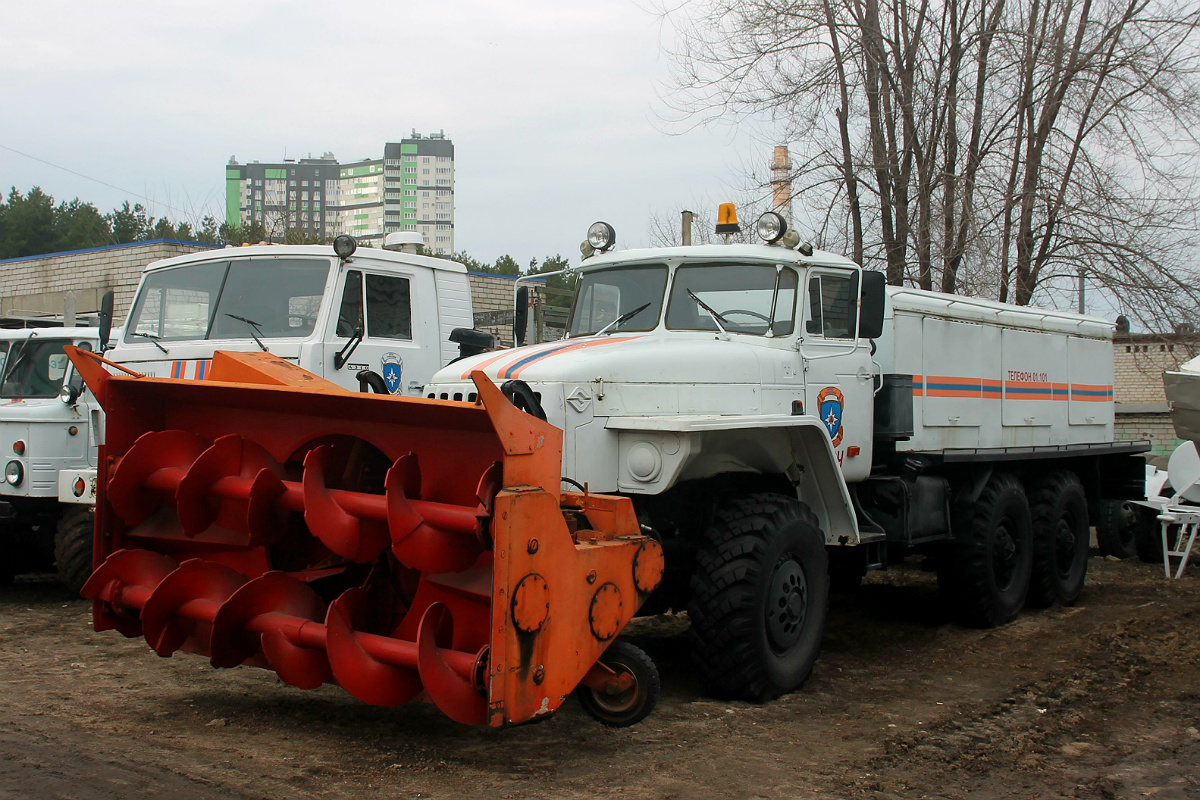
[265,168,287,179]
[225,179,241,226]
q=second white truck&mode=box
[427,211,1147,701]
[49,234,491,591]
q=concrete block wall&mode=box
[0,240,220,324]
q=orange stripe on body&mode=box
[459,349,515,380]
[501,336,642,379]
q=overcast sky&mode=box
[0,0,781,266]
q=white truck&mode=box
[0,326,102,588]
[426,212,1147,701]
[49,234,492,591]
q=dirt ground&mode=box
[1,553,1197,800]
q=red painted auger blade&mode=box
[107,431,210,526]
[386,454,485,574]
[209,572,333,689]
[141,559,246,656]
[325,588,423,706]
[80,549,179,638]
[417,603,487,726]
[302,445,390,563]
[175,435,287,540]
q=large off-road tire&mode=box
[1025,471,1089,608]
[53,507,95,596]
[1095,499,1140,560]
[938,473,1033,628]
[688,493,829,701]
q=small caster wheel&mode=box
[575,639,660,727]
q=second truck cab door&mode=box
[322,267,440,396]
[800,268,875,481]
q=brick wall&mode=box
[1115,414,1185,465]
[1112,333,1198,459]
[467,272,518,346]
[0,240,220,322]
[1112,334,1198,404]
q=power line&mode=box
[0,142,202,220]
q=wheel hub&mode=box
[1055,518,1077,578]
[992,522,1018,588]
[766,556,808,652]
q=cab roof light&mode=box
[716,203,741,236]
[333,235,358,259]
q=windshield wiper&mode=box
[224,314,268,351]
[0,334,35,388]
[595,302,652,337]
[686,289,731,337]
[130,331,169,354]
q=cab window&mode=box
[0,339,73,398]
[365,274,412,339]
[806,272,859,339]
[666,263,798,335]
[336,271,364,337]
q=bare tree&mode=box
[658,0,1200,328]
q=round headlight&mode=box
[61,384,81,405]
[757,212,788,244]
[333,235,358,259]
[587,221,616,252]
[5,461,23,486]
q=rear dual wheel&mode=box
[1095,499,1140,560]
[939,473,1033,628]
[1026,471,1089,608]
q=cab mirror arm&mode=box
[334,327,364,370]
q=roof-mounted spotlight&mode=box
[756,211,804,249]
[333,235,358,259]
[587,221,616,253]
[756,211,787,244]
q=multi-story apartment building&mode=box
[224,131,455,253]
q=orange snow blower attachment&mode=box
[66,348,663,727]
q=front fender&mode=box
[604,414,860,545]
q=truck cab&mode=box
[107,237,477,395]
[0,326,100,587]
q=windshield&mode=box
[125,257,332,342]
[568,265,668,337]
[0,338,73,398]
[666,263,799,335]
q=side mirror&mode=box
[859,270,886,340]
[98,290,115,351]
[513,286,529,347]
